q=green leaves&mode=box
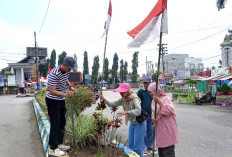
[66,114,96,149]
[66,87,94,116]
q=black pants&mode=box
[46,97,66,150]
[158,145,175,157]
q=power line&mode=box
[0,57,18,62]
[37,0,51,34]
[169,25,232,51]
[0,44,33,51]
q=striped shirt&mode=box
[46,66,69,100]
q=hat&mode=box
[113,83,131,93]
[63,56,76,70]
[142,77,151,83]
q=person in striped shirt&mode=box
[46,56,76,156]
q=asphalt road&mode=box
[0,95,44,157]
[1,91,231,157]
[83,90,232,157]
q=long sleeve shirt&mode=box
[152,97,179,148]
[106,97,141,124]
[137,88,153,116]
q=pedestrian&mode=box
[148,82,179,157]
[137,77,157,155]
[46,56,76,156]
[99,83,145,157]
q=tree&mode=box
[50,49,56,69]
[91,55,100,84]
[152,72,161,82]
[83,51,89,75]
[131,51,139,83]
[39,57,49,77]
[108,69,113,84]
[112,53,119,84]
[216,0,227,11]
[219,60,222,65]
[119,59,124,83]
[58,51,67,65]
[73,54,78,72]
[103,57,109,82]
[124,61,128,81]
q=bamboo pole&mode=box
[152,32,163,157]
[100,31,108,94]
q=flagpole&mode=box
[100,31,108,94]
[152,32,163,157]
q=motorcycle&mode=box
[195,92,216,105]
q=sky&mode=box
[0,0,232,76]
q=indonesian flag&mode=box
[127,0,168,48]
[101,0,112,38]
[48,62,52,72]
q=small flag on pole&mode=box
[101,0,112,38]
[127,0,168,48]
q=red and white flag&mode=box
[101,0,112,38]
[127,0,168,48]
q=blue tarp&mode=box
[160,83,167,87]
[98,80,108,84]
[216,80,232,88]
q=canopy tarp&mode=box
[99,80,108,84]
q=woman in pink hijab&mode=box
[148,82,178,157]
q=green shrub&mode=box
[35,88,47,112]
[66,114,96,149]
[66,87,94,116]
[221,83,232,92]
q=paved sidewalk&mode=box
[0,95,44,157]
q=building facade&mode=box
[162,54,204,80]
[2,56,34,88]
[220,30,232,68]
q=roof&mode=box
[194,74,232,81]
[17,56,33,63]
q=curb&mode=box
[32,98,139,157]
[32,98,50,157]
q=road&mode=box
[0,95,44,157]
[84,90,232,157]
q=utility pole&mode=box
[158,43,168,82]
[226,48,229,67]
[146,56,148,76]
[158,43,168,73]
[34,31,39,90]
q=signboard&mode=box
[26,47,47,57]
[8,75,16,86]
[68,72,82,86]
[0,75,4,87]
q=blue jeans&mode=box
[128,122,145,157]
[144,117,153,149]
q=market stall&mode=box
[214,74,232,106]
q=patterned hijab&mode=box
[148,82,176,120]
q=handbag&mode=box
[136,109,149,123]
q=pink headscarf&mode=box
[148,82,176,120]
